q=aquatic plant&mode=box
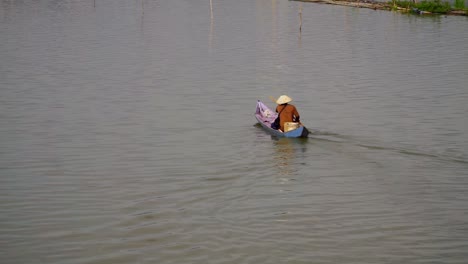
[454,0,465,9]
[418,0,451,13]
[392,0,411,10]
[391,0,452,14]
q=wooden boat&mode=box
[255,100,309,138]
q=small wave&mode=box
[308,129,342,137]
[355,143,468,164]
[306,129,468,164]
[254,124,468,164]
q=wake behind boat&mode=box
[255,100,309,138]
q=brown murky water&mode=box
[1,0,468,263]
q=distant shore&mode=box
[293,0,468,16]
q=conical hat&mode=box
[276,95,292,105]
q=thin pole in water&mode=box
[209,0,214,51]
[210,0,213,17]
[299,3,303,32]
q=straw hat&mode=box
[276,95,292,105]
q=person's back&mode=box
[275,95,300,132]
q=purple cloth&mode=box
[256,101,277,124]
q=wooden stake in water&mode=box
[209,0,214,51]
[210,0,213,19]
[299,3,303,32]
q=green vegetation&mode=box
[392,0,451,14]
[417,0,451,13]
[389,0,467,14]
[454,0,465,9]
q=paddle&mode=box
[269,96,277,104]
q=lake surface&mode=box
[1,0,468,263]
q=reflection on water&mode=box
[272,137,308,177]
[273,138,296,176]
[209,0,214,52]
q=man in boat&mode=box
[275,95,301,132]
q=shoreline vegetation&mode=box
[293,0,468,16]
